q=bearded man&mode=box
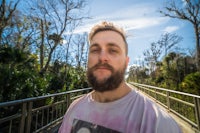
[59,21,182,133]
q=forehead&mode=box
[90,30,126,49]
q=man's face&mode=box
[87,30,129,92]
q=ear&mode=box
[125,56,130,68]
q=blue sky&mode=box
[74,0,195,66]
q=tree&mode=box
[25,0,88,75]
[160,0,200,71]
[0,0,20,43]
[157,33,182,57]
[143,33,182,79]
[0,0,38,52]
[0,45,48,102]
[63,33,89,90]
[143,42,162,76]
[162,52,185,89]
[0,0,90,102]
[127,65,149,83]
[181,72,200,95]
[72,33,89,69]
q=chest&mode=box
[72,100,147,132]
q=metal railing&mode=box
[0,88,92,133]
[1,83,200,132]
[130,82,200,132]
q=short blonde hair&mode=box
[88,21,128,55]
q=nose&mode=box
[99,50,109,63]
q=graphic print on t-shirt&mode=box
[71,119,122,133]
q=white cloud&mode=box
[163,26,179,33]
[117,17,169,31]
[63,2,168,35]
[66,16,169,36]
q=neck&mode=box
[92,82,131,103]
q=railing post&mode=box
[66,93,71,109]
[194,97,200,131]
[166,91,170,111]
[154,88,157,101]
[19,103,27,133]
[26,102,33,133]
[9,120,12,133]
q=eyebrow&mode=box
[90,42,121,49]
[90,43,99,49]
[107,43,121,49]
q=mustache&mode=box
[91,62,114,71]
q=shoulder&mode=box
[155,108,182,133]
[130,89,182,133]
[58,93,90,132]
[68,93,89,111]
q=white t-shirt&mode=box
[59,88,182,133]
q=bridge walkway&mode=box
[0,83,200,133]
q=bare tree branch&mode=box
[160,0,200,71]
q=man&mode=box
[58,21,182,133]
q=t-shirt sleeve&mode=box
[58,96,84,133]
[155,109,182,133]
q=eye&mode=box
[90,48,100,53]
[109,48,118,54]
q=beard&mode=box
[87,62,126,92]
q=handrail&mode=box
[130,82,200,132]
[131,82,200,98]
[0,88,92,133]
[0,88,91,107]
[1,84,200,132]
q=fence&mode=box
[130,82,200,132]
[1,83,200,132]
[0,88,91,133]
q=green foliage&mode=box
[0,45,89,102]
[0,46,49,102]
[181,72,200,95]
[46,60,89,94]
[47,72,66,93]
[127,66,150,83]
[0,46,27,64]
[128,51,199,95]
[0,0,90,102]
[65,67,88,91]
